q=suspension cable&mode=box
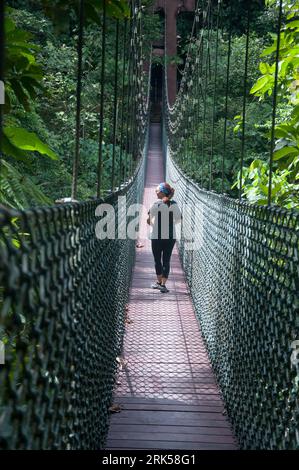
[124,11,134,182]
[196,23,204,182]
[111,19,119,192]
[118,20,127,187]
[268,0,283,206]
[222,1,232,194]
[201,0,212,189]
[238,3,250,201]
[129,0,138,177]
[97,1,107,198]
[209,0,221,190]
[0,0,4,157]
[71,0,84,200]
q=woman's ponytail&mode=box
[162,186,175,205]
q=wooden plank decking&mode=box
[105,124,237,450]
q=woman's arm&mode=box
[147,203,158,225]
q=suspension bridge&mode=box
[0,0,298,451]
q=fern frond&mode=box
[0,160,53,209]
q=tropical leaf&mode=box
[273,146,298,161]
[1,134,29,162]
[3,127,58,160]
[250,75,272,95]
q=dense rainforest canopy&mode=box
[0,0,298,209]
[170,0,299,209]
[1,0,160,207]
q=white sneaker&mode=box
[151,281,162,289]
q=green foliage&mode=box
[41,0,131,25]
[169,0,298,210]
[232,159,299,208]
[1,11,59,208]
[2,1,158,208]
[236,0,299,208]
[4,14,43,113]
[179,31,269,196]
[0,159,52,208]
[3,12,58,162]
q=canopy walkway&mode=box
[106,123,237,450]
[0,0,299,452]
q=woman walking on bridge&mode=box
[147,182,181,293]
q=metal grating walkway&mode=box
[105,124,237,450]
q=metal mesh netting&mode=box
[166,147,299,450]
[0,147,146,450]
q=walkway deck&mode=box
[106,124,237,450]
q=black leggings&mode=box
[151,239,176,279]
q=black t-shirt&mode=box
[148,200,181,240]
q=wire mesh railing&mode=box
[162,0,299,449]
[164,136,299,449]
[0,0,152,450]
[0,132,147,451]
